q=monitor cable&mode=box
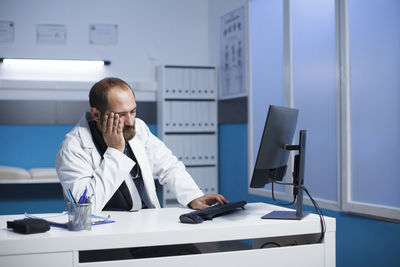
[300,184,326,242]
[271,181,326,242]
[271,180,297,206]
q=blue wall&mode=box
[0,123,399,266]
[0,125,74,169]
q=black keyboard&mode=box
[179,201,247,224]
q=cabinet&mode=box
[156,65,218,206]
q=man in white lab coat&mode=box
[56,77,227,214]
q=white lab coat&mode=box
[56,113,204,214]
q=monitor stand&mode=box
[261,210,310,220]
[261,130,309,221]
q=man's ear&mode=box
[90,107,101,122]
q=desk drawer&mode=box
[78,243,325,267]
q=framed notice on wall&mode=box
[0,21,14,43]
[89,24,118,45]
[220,7,247,99]
[36,24,67,44]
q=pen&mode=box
[78,187,88,204]
[66,189,76,205]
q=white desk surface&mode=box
[0,202,335,256]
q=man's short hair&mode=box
[89,77,133,112]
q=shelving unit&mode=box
[157,65,218,207]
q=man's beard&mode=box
[123,124,136,141]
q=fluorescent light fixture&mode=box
[0,58,111,68]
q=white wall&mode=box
[0,0,210,99]
[208,0,249,78]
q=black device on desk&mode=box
[179,201,247,224]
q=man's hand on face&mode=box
[189,194,229,210]
[102,112,125,153]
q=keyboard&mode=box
[179,201,247,224]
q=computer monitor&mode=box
[250,105,309,220]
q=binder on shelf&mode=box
[197,69,204,97]
[208,69,216,97]
[184,73,190,97]
[188,69,197,98]
[209,102,216,129]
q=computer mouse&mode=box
[179,213,204,224]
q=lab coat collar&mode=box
[77,113,96,150]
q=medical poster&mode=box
[220,7,247,99]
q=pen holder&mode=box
[67,202,92,231]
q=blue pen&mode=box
[78,187,88,204]
[67,189,76,205]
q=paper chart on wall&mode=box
[220,7,247,99]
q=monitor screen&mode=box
[250,105,298,188]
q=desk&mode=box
[0,202,335,267]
